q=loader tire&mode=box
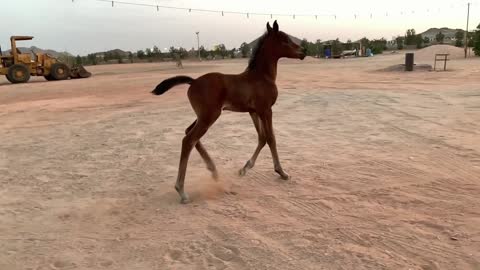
[50,63,70,80]
[7,64,30,84]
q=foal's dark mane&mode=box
[247,32,268,70]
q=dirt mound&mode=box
[415,45,465,61]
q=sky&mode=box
[2,0,479,55]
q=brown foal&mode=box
[152,21,306,203]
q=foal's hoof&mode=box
[180,195,191,204]
[239,168,247,176]
[212,171,219,181]
[276,170,290,180]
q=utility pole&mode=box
[465,2,470,58]
[195,32,200,60]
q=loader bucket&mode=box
[70,65,92,79]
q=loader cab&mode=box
[10,36,34,65]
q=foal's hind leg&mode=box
[186,120,218,180]
[175,112,220,203]
[239,112,266,176]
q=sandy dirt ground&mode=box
[1,51,480,270]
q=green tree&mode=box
[301,39,319,57]
[315,39,322,57]
[214,44,228,59]
[128,52,134,63]
[169,46,177,58]
[360,37,370,47]
[199,46,209,59]
[137,49,145,59]
[239,42,250,58]
[474,24,480,56]
[307,41,319,57]
[467,32,475,47]
[405,29,416,45]
[300,39,309,55]
[423,36,430,45]
[415,34,424,49]
[113,51,122,64]
[81,56,88,65]
[331,38,344,56]
[152,46,161,57]
[436,31,445,44]
[87,53,97,65]
[75,55,82,65]
[370,38,387,54]
[229,48,237,58]
[146,48,153,58]
[396,36,405,49]
[178,47,188,59]
[455,31,464,47]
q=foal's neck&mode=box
[248,51,279,82]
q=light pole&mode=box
[195,32,200,60]
[465,2,470,58]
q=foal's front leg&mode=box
[239,112,266,176]
[260,109,290,180]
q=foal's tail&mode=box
[151,76,194,95]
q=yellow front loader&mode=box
[0,36,91,84]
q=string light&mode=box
[71,0,468,22]
[93,0,336,19]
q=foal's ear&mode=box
[267,22,273,33]
[273,20,279,32]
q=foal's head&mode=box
[263,20,306,60]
